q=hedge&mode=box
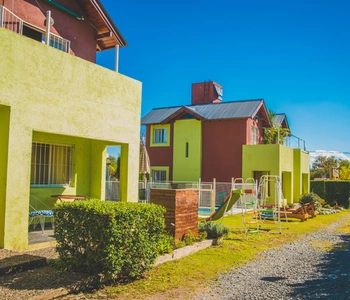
[310,180,350,208]
[54,200,167,280]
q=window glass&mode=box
[153,170,167,182]
[154,128,168,144]
[251,126,258,145]
[31,142,73,186]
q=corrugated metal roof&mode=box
[273,113,289,128]
[141,99,264,125]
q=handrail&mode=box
[0,6,70,53]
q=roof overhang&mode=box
[251,100,271,127]
[161,106,206,124]
[77,0,127,51]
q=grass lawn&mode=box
[89,209,350,300]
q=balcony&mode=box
[0,6,70,53]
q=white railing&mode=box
[0,6,70,53]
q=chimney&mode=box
[191,81,223,105]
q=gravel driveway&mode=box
[193,215,350,300]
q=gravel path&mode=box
[1,214,349,300]
[193,215,350,300]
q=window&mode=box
[150,125,170,147]
[153,128,168,144]
[152,170,167,182]
[251,126,259,145]
[185,142,189,157]
[31,142,73,186]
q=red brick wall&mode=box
[150,189,198,240]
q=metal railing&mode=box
[0,6,70,53]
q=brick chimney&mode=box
[191,81,223,105]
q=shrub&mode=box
[182,230,207,246]
[299,192,321,206]
[198,221,229,239]
[310,181,326,199]
[157,234,174,255]
[54,200,167,280]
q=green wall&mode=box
[243,144,309,204]
[173,119,202,181]
[0,106,10,248]
[0,29,142,250]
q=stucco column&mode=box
[90,143,106,200]
[0,106,10,248]
[3,122,32,251]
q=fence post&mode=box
[211,178,216,213]
[198,178,201,207]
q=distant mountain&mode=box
[309,150,350,165]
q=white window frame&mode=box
[251,126,259,145]
[153,128,168,144]
[152,170,167,182]
[31,142,74,187]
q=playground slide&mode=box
[205,190,243,221]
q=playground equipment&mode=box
[258,175,288,234]
[237,178,260,239]
[205,189,243,222]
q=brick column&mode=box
[150,189,198,240]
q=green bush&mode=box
[198,221,229,239]
[325,181,350,208]
[299,192,321,206]
[182,230,207,246]
[310,181,325,199]
[54,200,167,280]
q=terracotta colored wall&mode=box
[146,123,174,180]
[246,117,263,144]
[191,81,222,105]
[4,0,96,62]
[150,189,198,240]
[202,119,248,182]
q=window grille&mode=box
[31,142,73,186]
[153,128,168,144]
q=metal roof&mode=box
[273,113,289,128]
[141,99,265,125]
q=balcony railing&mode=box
[0,6,70,53]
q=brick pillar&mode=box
[150,189,198,240]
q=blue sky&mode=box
[98,0,350,157]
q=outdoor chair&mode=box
[29,195,54,233]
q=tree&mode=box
[310,156,348,180]
[339,159,350,180]
[108,155,118,178]
[263,110,290,145]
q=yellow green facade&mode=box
[242,144,310,204]
[0,29,142,251]
[173,119,202,181]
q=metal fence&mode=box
[105,179,257,209]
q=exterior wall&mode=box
[202,119,248,182]
[246,117,263,145]
[0,106,10,248]
[146,123,174,180]
[0,28,142,250]
[150,189,198,240]
[191,81,222,104]
[243,144,310,204]
[3,0,97,62]
[173,119,202,181]
[294,149,310,201]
